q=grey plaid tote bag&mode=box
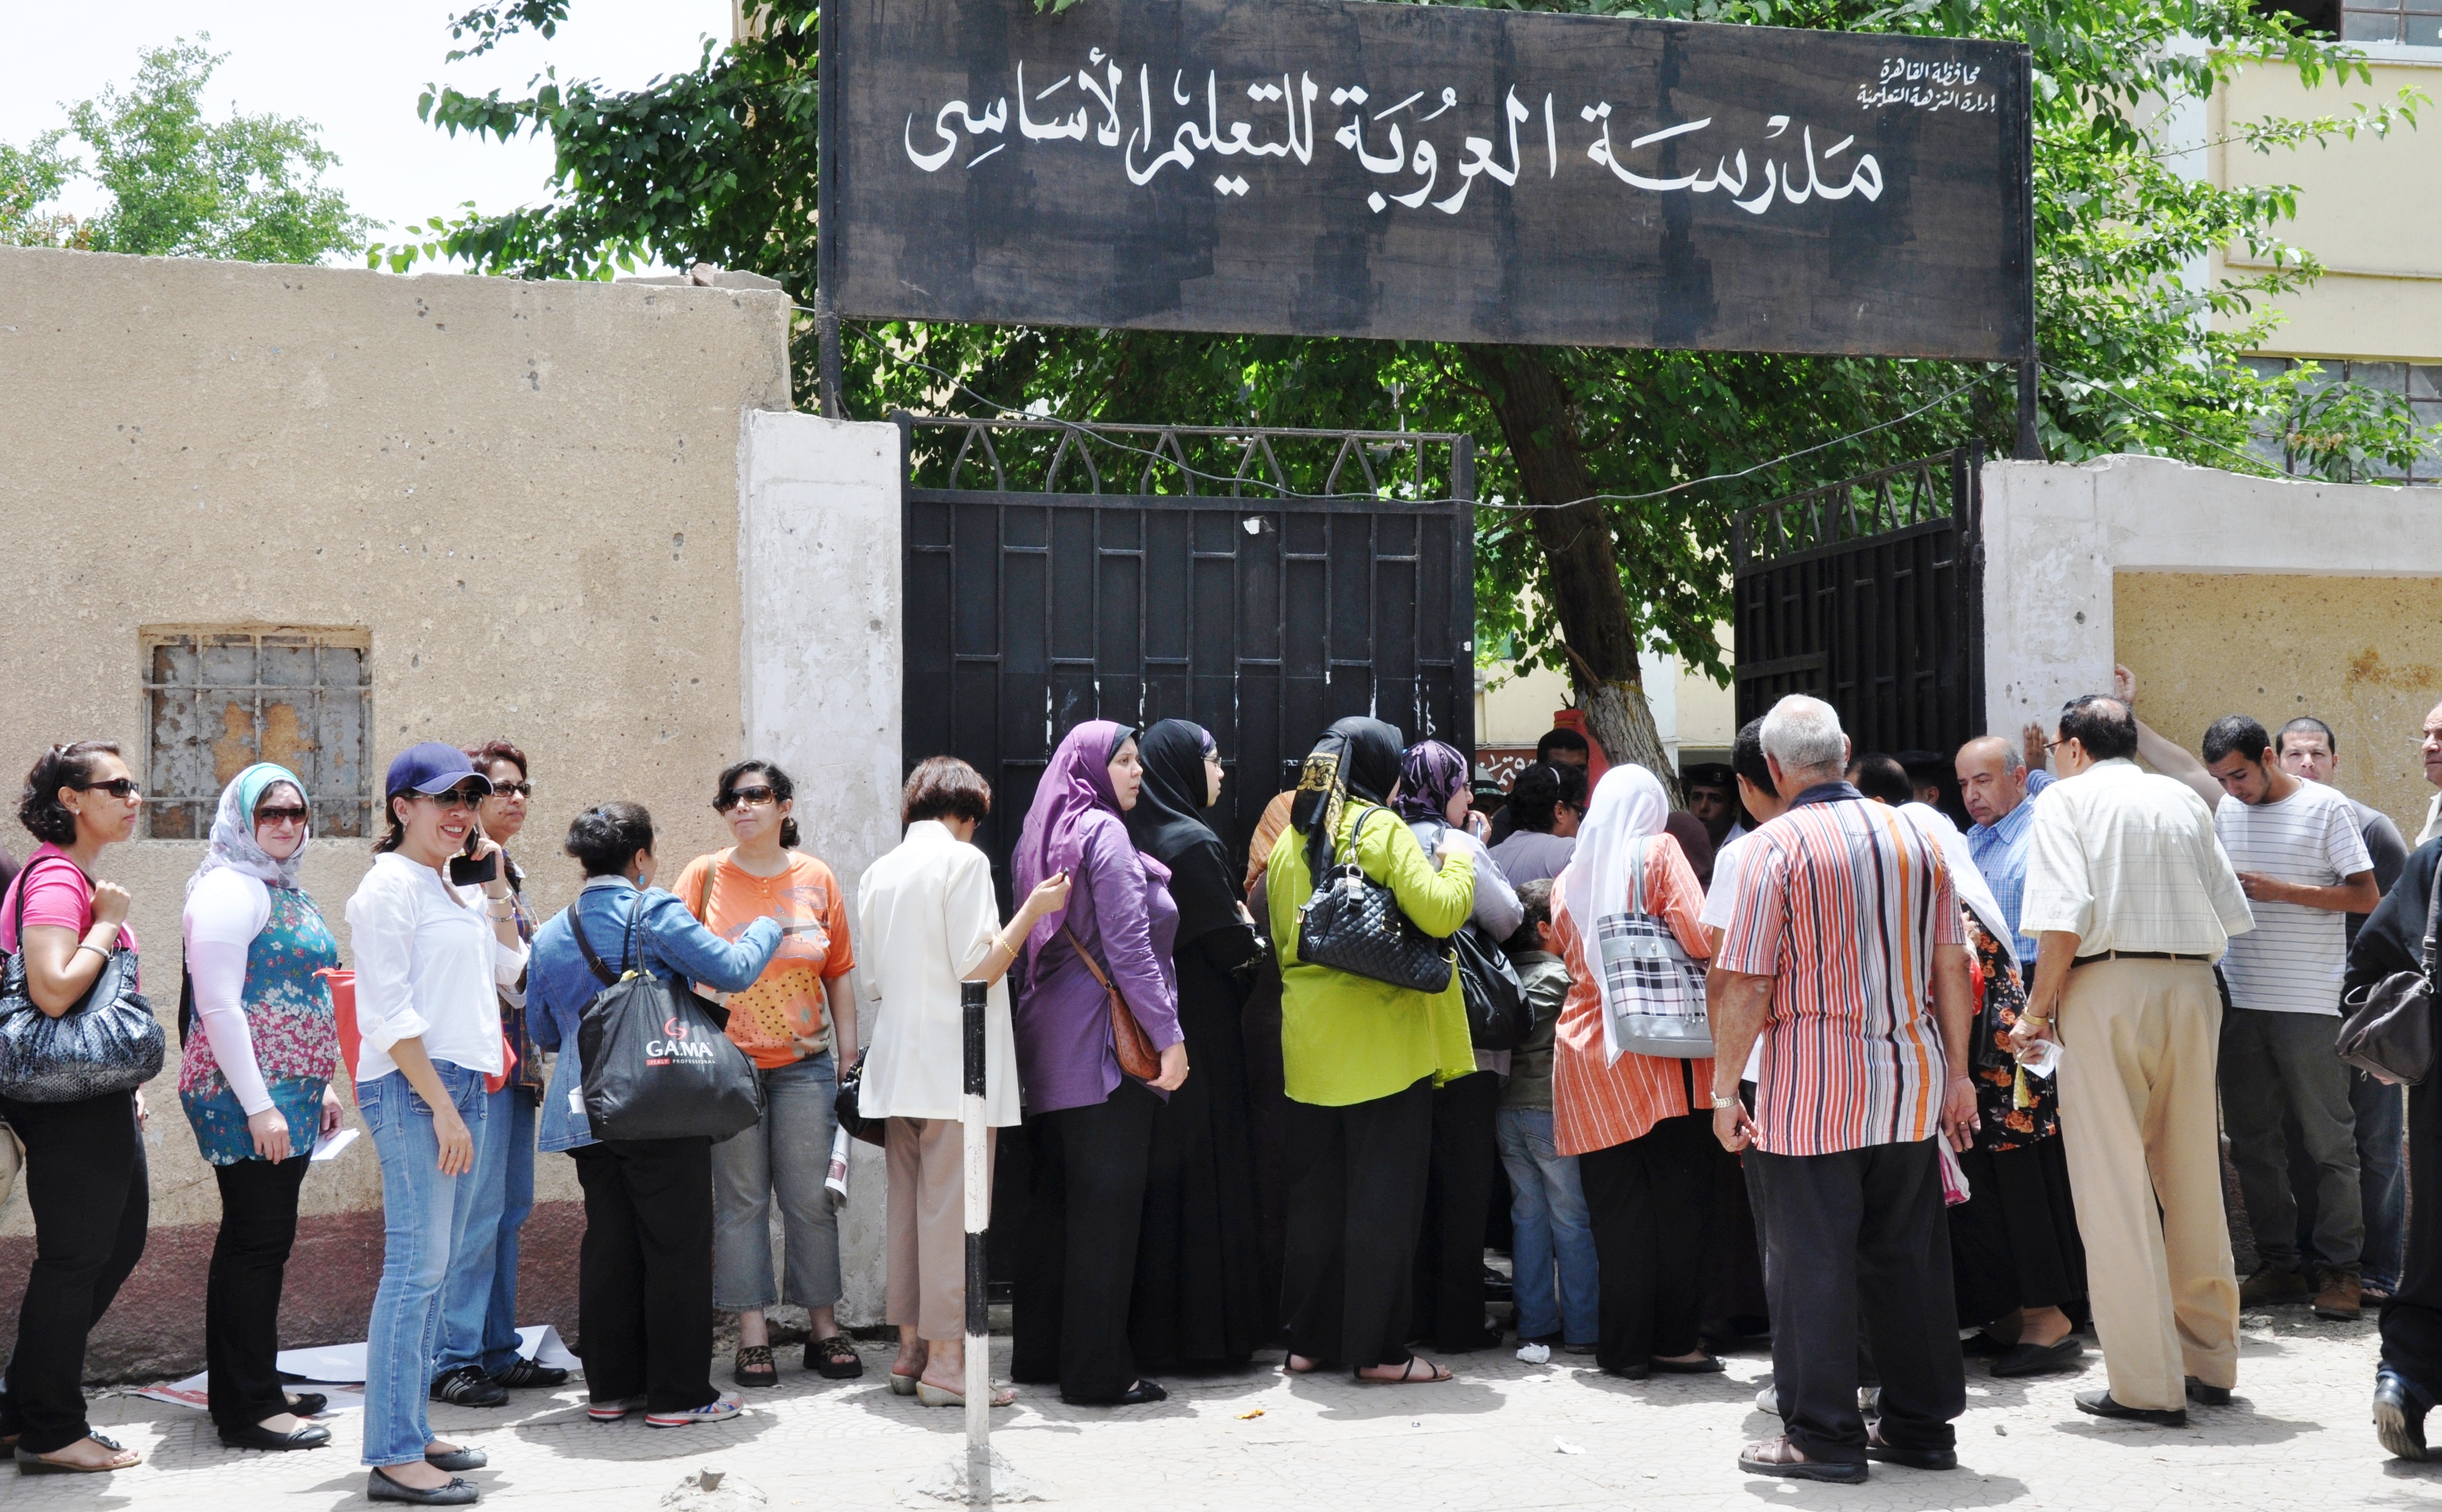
[1592,835,1713,1063]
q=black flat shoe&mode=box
[367,1467,480,1505]
[2185,1377,2234,1407]
[219,1421,331,1452]
[285,1392,328,1417]
[1064,1379,1169,1407]
[426,1444,488,1472]
[1864,1424,1958,1470]
[2074,1389,2186,1427]
[1650,1355,1726,1375]
[2377,1371,2429,1461]
[492,1358,569,1390]
[1992,1336,2085,1378]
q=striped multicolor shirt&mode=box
[1715,786,1961,1158]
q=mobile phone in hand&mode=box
[449,851,499,887]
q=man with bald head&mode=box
[2416,702,2442,847]
[1957,735,2055,965]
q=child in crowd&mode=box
[1494,880,1599,1353]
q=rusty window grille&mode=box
[142,628,372,839]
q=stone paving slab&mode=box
[21,1306,2442,1511]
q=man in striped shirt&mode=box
[1710,695,1978,1485]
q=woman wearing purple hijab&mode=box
[1008,720,1188,1407]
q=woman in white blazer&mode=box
[857,757,1068,1407]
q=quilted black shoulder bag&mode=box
[1296,806,1453,995]
[2338,874,2441,1087]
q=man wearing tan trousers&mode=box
[2013,694,2255,1427]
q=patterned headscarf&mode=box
[1289,717,1405,884]
[1392,740,1471,825]
[189,762,311,894]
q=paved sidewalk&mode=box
[24,1306,2442,1511]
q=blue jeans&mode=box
[359,1064,490,1467]
[1495,1107,1599,1346]
[437,1087,535,1377]
[711,1051,843,1311]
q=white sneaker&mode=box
[1755,1383,1779,1415]
[1859,1387,1882,1417]
[646,1394,744,1428]
[586,1396,646,1423]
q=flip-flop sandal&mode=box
[1356,1356,1453,1385]
[890,1371,922,1396]
[732,1344,778,1388]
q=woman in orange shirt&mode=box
[677,760,862,1390]
[1550,763,1724,1381]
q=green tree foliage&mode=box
[396,0,2428,772]
[4,38,374,263]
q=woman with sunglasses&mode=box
[677,760,862,1388]
[346,744,527,1507]
[0,741,147,1474]
[180,764,345,1453]
[429,740,566,1408]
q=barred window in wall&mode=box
[144,629,372,839]
[2244,359,2442,485]
[2341,0,2442,44]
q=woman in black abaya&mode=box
[1125,720,1270,1370]
[2355,838,2442,1460]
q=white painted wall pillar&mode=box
[737,409,905,1326]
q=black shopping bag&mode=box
[573,904,763,1142]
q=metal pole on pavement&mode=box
[961,979,991,1505]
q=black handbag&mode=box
[572,902,764,1142]
[834,1051,883,1147]
[2338,874,2441,1087]
[1296,806,1453,994]
[0,858,165,1103]
[1412,819,1530,1050]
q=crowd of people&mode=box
[4,668,2441,1491]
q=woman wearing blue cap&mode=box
[346,743,528,1506]
[180,763,346,1453]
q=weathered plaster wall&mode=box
[737,410,905,1325]
[0,245,791,1376]
[1982,454,2442,835]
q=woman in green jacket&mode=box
[1268,717,1476,1384]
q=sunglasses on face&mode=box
[72,778,141,800]
[422,786,487,811]
[255,806,310,826]
[490,781,533,798]
[714,784,779,812]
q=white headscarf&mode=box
[1899,801,2015,972]
[188,761,310,895]
[1559,763,1671,946]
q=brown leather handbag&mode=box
[1063,923,1159,1080]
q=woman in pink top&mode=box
[1548,764,1725,1382]
[0,741,148,1474]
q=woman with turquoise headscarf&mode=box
[180,762,346,1454]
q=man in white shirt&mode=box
[2123,686,2378,1321]
[2015,694,2254,1427]
[2417,700,2442,847]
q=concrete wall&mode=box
[1982,453,2442,833]
[0,245,792,1375]
[736,409,905,1324]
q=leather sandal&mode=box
[1356,1356,1453,1385]
[808,1334,864,1380]
[1738,1434,1866,1484]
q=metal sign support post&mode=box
[960,978,991,1504]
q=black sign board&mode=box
[821,0,2033,362]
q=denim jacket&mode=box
[528,875,782,1153]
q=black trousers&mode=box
[2383,1060,2442,1394]
[1579,1111,1722,1374]
[1280,1076,1433,1370]
[207,1153,312,1429]
[0,1090,148,1454]
[1752,1140,1962,1465]
[1013,1080,1159,1402]
[1947,1138,2087,1329]
[1410,1070,1501,1350]
[572,1136,718,1413]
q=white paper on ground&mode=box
[517,1323,582,1370]
[136,1325,575,1410]
[310,1126,359,1162]
[133,1372,365,1413]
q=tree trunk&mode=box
[1461,343,1679,802]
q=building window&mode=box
[142,628,372,839]
[2245,358,2442,485]
[2341,0,2442,44]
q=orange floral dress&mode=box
[1964,909,2057,1152]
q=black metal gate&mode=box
[898,415,1477,896]
[1731,445,1985,759]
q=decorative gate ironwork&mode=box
[897,415,1477,896]
[1731,445,1985,760]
